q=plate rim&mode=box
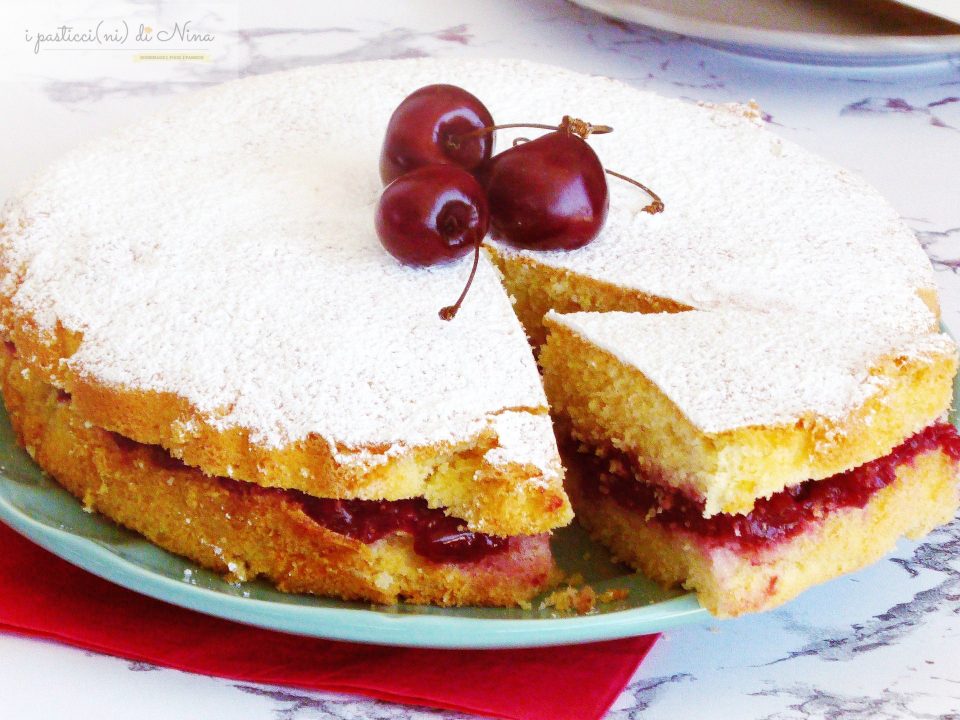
[0,471,708,649]
[570,0,960,61]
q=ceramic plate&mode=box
[570,0,960,65]
[1,355,956,648]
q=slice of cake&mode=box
[541,307,959,616]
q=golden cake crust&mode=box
[0,347,558,607]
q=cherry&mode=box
[379,84,495,185]
[375,164,489,267]
[480,119,610,251]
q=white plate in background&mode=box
[570,0,960,64]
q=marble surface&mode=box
[1,1,959,718]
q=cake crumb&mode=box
[374,571,393,590]
[541,586,597,615]
[598,588,630,604]
[541,584,630,615]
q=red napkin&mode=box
[0,524,656,720]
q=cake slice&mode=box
[542,308,956,516]
[541,308,959,616]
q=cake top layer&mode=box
[548,308,956,433]
[0,57,938,450]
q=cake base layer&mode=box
[0,352,557,607]
[565,445,959,617]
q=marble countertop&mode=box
[1,1,959,718]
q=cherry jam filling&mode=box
[581,423,960,552]
[297,496,509,564]
[106,431,508,564]
[109,430,187,472]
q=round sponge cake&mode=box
[0,58,950,609]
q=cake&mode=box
[541,308,958,616]
[0,57,955,613]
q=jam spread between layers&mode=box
[107,431,509,564]
[297,496,508,563]
[581,423,960,552]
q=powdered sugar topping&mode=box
[550,306,956,432]
[0,57,944,449]
[0,60,557,451]
[485,411,563,487]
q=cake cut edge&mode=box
[487,245,691,347]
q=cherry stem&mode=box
[439,240,482,321]
[605,168,665,214]
[450,117,614,147]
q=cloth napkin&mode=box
[0,524,657,720]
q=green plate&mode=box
[1,359,956,649]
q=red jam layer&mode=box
[297,496,508,564]
[581,422,960,552]
[107,431,508,564]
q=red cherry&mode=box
[380,84,495,185]
[481,127,609,251]
[375,165,489,267]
